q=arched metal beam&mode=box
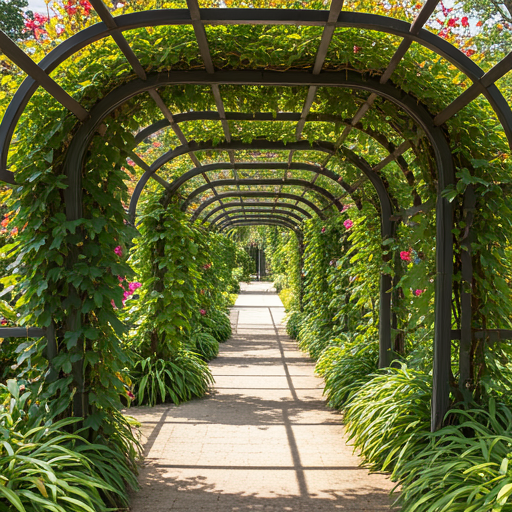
[180,179,343,212]
[131,138,337,220]
[220,219,300,232]
[201,201,313,224]
[134,112,420,206]
[2,8,511,181]
[209,208,305,226]
[189,192,325,221]
[165,161,353,199]
[216,214,300,231]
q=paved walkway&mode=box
[128,282,398,511]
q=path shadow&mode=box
[130,462,400,511]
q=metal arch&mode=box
[190,192,326,221]
[180,179,343,212]
[216,214,301,231]
[57,70,454,431]
[220,219,300,233]
[2,8,512,179]
[201,201,313,224]
[154,161,356,222]
[129,137,340,222]
[209,208,305,226]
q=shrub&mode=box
[286,310,304,339]
[344,364,432,472]
[315,340,378,409]
[200,308,232,343]
[297,313,333,360]
[132,350,214,406]
[395,401,512,512]
[191,331,220,361]
[0,380,140,512]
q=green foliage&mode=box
[190,331,220,361]
[0,0,28,41]
[344,364,432,472]
[132,351,214,407]
[0,380,139,512]
[315,339,378,409]
[395,402,512,512]
[199,308,232,343]
[285,310,304,340]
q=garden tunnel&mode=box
[0,0,511,435]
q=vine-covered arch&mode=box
[0,0,511,437]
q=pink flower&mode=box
[400,251,412,262]
[343,219,353,230]
[321,227,326,233]
[114,245,123,257]
[415,289,423,296]
[129,282,142,292]
[200,309,206,316]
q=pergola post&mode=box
[431,150,455,431]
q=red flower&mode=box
[400,251,412,262]
[152,141,162,148]
[447,17,458,27]
[476,20,483,27]
[1,318,7,325]
[353,45,361,54]
[464,49,476,57]
[461,16,469,27]
[1,218,9,228]
[321,227,326,233]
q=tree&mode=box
[0,0,29,41]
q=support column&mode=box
[459,186,475,400]
[431,183,454,431]
[379,272,393,367]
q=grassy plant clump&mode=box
[132,350,214,407]
[0,381,140,512]
[297,313,333,360]
[191,332,220,361]
[394,401,512,512]
[200,308,232,343]
[344,364,432,472]
[285,310,304,339]
[316,339,378,409]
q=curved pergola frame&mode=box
[1,0,511,431]
[209,209,306,226]
[201,202,314,224]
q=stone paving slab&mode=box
[127,281,399,511]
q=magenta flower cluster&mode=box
[344,219,353,230]
[114,245,123,257]
[200,309,207,316]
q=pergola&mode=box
[1,0,511,431]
